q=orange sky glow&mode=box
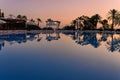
[0,0,120,27]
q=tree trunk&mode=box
[112,17,114,30]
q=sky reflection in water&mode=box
[0,31,120,80]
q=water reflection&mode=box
[0,32,40,50]
[63,31,120,53]
[1,31,120,53]
[46,32,60,41]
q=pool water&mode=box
[0,31,120,80]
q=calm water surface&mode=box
[0,31,120,80]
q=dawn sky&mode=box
[0,0,120,27]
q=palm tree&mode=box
[56,21,61,29]
[17,15,22,19]
[78,15,93,30]
[22,15,27,28]
[17,15,27,21]
[72,17,83,30]
[90,14,101,29]
[71,20,77,27]
[100,19,109,30]
[37,18,42,27]
[76,18,79,30]
[107,9,120,30]
[1,12,4,18]
[22,15,27,21]
[78,16,85,30]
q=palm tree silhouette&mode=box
[56,21,61,29]
[78,15,93,30]
[22,15,27,21]
[75,18,79,30]
[90,14,101,29]
[17,15,27,21]
[1,12,4,18]
[78,17,84,30]
[71,20,77,29]
[73,18,82,30]
[37,18,42,27]
[17,15,22,19]
[22,15,27,28]
[107,9,120,30]
[100,19,109,30]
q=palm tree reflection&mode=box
[75,32,100,48]
[106,33,120,52]
[1,31,120,53]
[0,32,41,51]
[63,31,120,53]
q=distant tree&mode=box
[17,15,22,19]
[17,15,27,21]
[47,18,53,21]
[56,21,61,29]
[72,16,85,30]
[37,18,42,27]
[71,20,77,29]
[30,19,35,22]
[22,15,27,21]
[62,25,75,30]
[72,14,101,30]
[107,9,120,30]
[100,19,109,30]
[75,18,79,30]
[72,20,77,26]
[79,15,92,30]
[1,12,4,17]
[78,16,86,30]
[89,14,101,29]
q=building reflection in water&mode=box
[0,32,41,51]
[45,32,60,42]
[1,31,120,53]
